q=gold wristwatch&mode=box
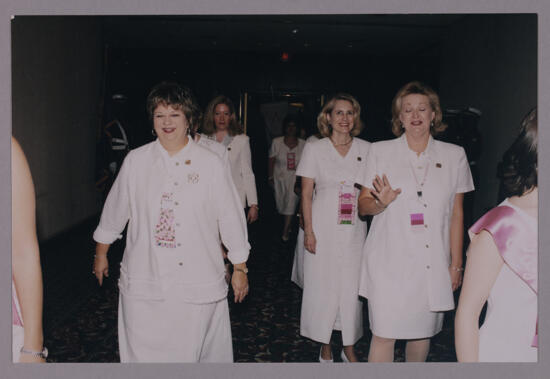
[234,267,248,274]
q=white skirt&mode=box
[118,290,233,362]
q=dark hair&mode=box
[146,82,201,136]
[201,95,243,136]
[498,108,537,197]
[391,81,446,136]
[282,113,302,136]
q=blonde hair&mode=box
[201,95,243,136]
[317,93,364,137]
[391,81,446,137]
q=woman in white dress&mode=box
[93,82,250,362]
[201,95,259,223]
[268,114,305,241]
[297,93,370,362]
[455,108,537,362]
[12,137,47,363]
[357,81,474,362]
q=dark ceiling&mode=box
[102,14,465,55]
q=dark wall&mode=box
[12,16,103,240]
[439,14,537,219]
[105,48,441,147]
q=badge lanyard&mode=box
[337,180,356,225]
[287,152,296,170]
[409,159,429,231]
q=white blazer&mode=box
[93,139,250,304]
[226,134,258,208]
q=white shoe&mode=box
[319,347,333,363]
[341,350,350,363]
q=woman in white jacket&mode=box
[201,95,259,223]
[93,82,250,362]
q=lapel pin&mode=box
[185,160,191,165]
[436,163,442,168]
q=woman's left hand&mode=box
[449,267,463,291]
[231,271,249,303]
[247,205,259,223]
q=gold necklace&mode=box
[330,137,353,147]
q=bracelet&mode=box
[450,266,464,272]
[234,267,249,274]
[250,204,259,210]
[20,346,48,359]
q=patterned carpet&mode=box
[39,215,458,363]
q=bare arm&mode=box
[94,242,110,286]
[358,174,401,216]
[455,230,503,362]
[267,157,275,186]
[358,186,386,216]
[11,138,44,362]
[449,193,465,291]
[301,177,316,253]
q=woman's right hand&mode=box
[371,174,401,207]
[93,254,109,286]
[304,231,316,254]
[19,351,46,363]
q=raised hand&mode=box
[371,174,401,207]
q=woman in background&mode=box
[455,108,537,362]
[297,93,370,362]
[202,95,259,223]
[268,114,305,242]
[12,137,47,362]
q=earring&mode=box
[151,129,157,137]
[430,121,434,128]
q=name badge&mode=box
[338,181,356,225]
[410,212,425,233]
[287,152,296,170]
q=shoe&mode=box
[319,347,333,363]
[341,350,350,363]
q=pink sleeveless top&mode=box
[468,202,537,347]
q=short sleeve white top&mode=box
[356,134,474,312]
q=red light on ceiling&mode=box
[281,52,290,62]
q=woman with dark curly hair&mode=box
[455,108,537,362]
[357,81,474,362]
[93,82,250,362]
[268,113,305,241]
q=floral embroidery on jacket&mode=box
[154,192,176,248]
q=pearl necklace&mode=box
[330,137,353,147]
